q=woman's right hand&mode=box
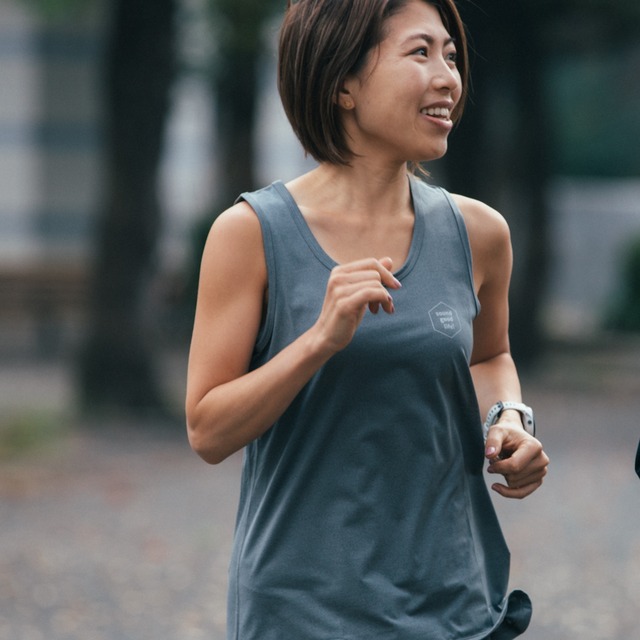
[312,256,401,354]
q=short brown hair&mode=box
[278,0,469,165]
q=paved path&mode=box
[1,339,639,640]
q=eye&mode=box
[446,51,458,64]
[413,46,428,57]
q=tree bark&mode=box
[209,0,280,207]
[79,0,177,414]
[214,49,260,207]
[504,5,550,365]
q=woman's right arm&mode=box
[185,202,325,464]
[185,202,400,464]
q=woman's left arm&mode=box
[453,195,549,499]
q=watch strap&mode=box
[483,401,536,440]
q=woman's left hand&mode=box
[484,421,549,499]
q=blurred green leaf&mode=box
[0,412,68,458]
[20,0,93,19]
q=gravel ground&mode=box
[1,339,639,640]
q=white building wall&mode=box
[545,179,640,338]
[0,3,41,263]
[0,0,106,266]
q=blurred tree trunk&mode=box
[176,0,282,333]
[506,5,550,365]
[79,0,177,414]
[213,33,259,207]
[209,0,279,208]
[444,1,550,367]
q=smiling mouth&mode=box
[420,106,451,120]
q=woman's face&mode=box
[342,0,462,165]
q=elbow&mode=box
[470,349,513,369]
[186,415,231,465]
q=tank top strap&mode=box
[236,181,331,356]
[409,178,480,316]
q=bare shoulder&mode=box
[209,200,263,248]
[196,200,267,307]
[203,201,264,269]
[450,194,512,288]
[450,194,510,248]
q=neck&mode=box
[299,161,414,221]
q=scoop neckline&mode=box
[271,178,425,281]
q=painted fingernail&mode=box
[393,277,402,288]
[387,296,395,314]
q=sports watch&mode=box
[483,401,536,440]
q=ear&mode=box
[337,86,355,110]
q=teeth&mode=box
[421,106,451,118]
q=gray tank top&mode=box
[227,178,515,639]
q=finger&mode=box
[484,430,506,460]
[495,463,548,491]
[491,477,544,500]
[379,256,393,270]
[338,258,402,290]
[368,296,395,315]
[487,441,547,476]
[487,447,543,473]
[352,286,395,314]
[485,425,541,461]
[331,268,392,297]
[377,257,402,290]
[334,283,395,316]
[488,461,547,490]
[484,423,519,459]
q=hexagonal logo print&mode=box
[429,302,461,338]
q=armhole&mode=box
[236,192,276,356]
[439,188,481,318]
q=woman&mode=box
[186,0,549,638]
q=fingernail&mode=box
[393,277,402,288]
[485,446,497,457]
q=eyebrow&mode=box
[403,33,456,47]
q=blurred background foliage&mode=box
[552,51,640,177]
[20,0,88,17]
[606,236,640,332]
[5,0,640,418]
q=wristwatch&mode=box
[483,401,536,439]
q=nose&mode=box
[432,56,460,93]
